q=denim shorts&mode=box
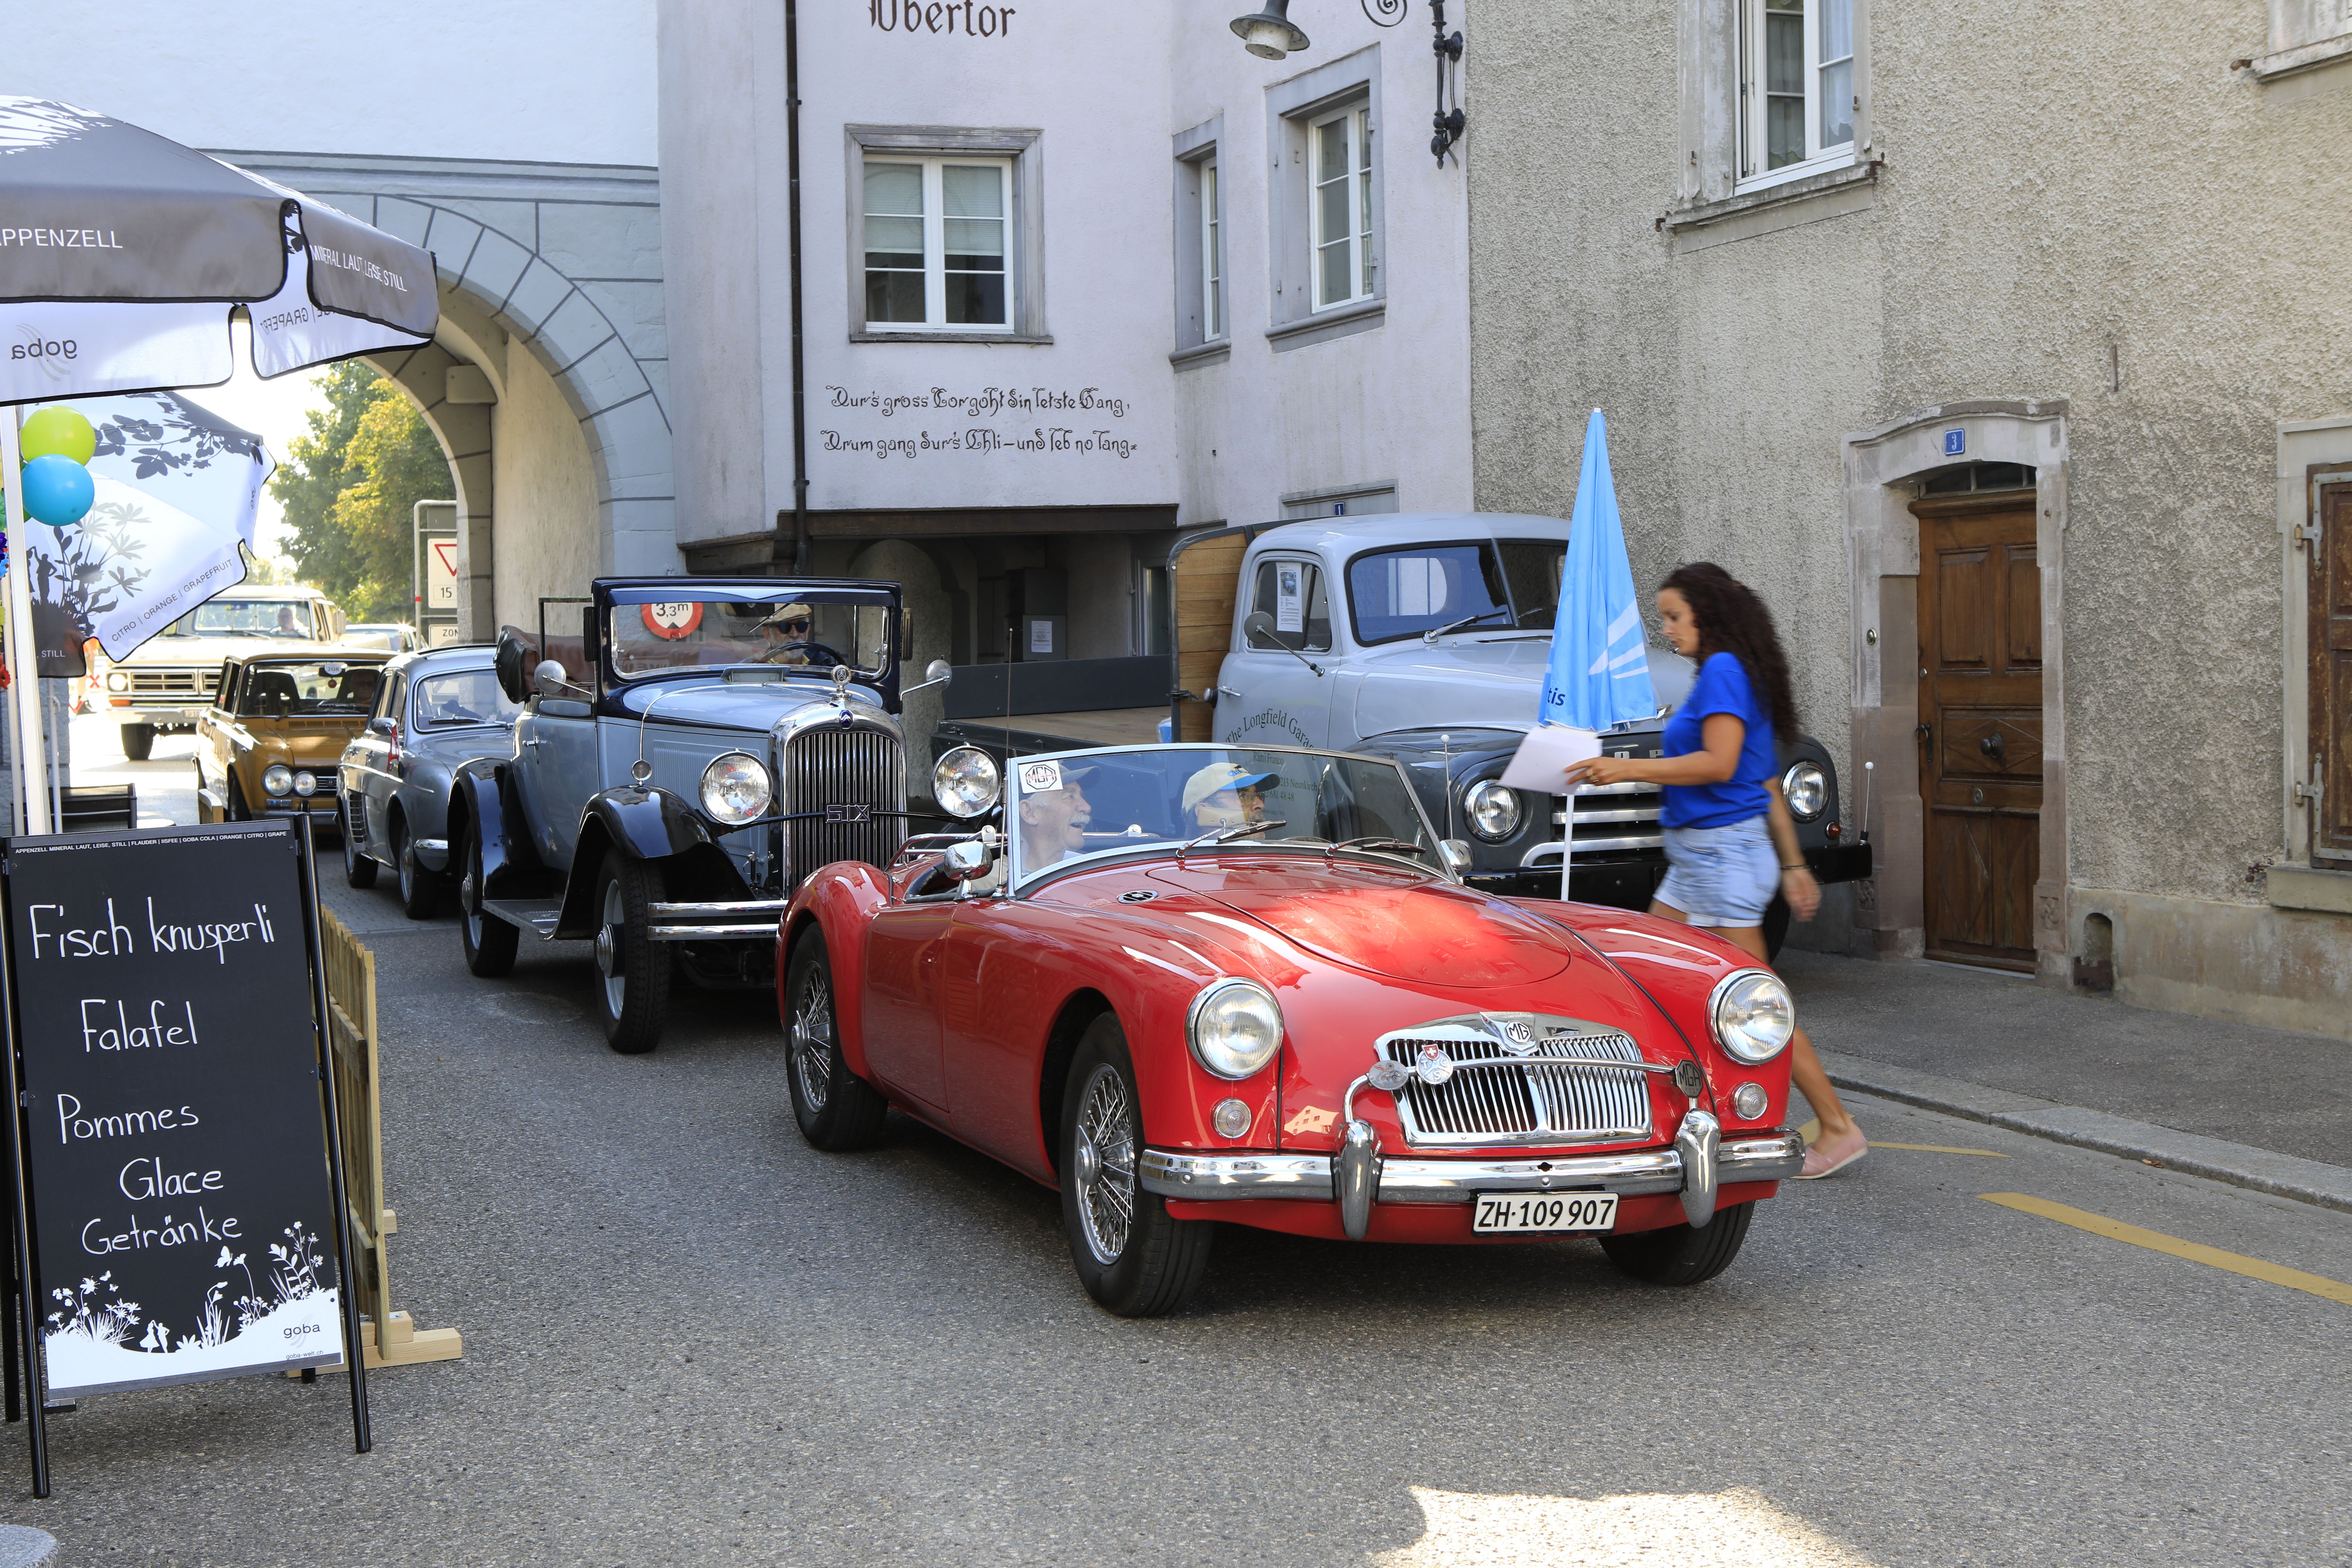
[1655,813,1779,927]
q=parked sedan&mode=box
[338,644,520,917]
[194,653,391,832]
[779,741,1806,1317]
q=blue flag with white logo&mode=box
[1538,410,1656,733]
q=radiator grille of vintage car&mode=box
[1378,1018,1653,1147]
[1552,779,1664,854]
[782,725,906,886]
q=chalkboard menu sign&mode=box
[3,822,351,1400]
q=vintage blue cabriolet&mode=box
[451,577,947,1054]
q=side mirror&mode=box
[368,717,395,737]
[1242,609,1324,676]
[902,658,955,696]
[1438,840,1472,875]
[533,659,571,699]
[1244,610,1276,642]
[943,839,992,881]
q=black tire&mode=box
[1599,1200,1755,1287]
[457,819,518,978]
[342,797,378,888]
[1762,894,1791,961]
[1059,1015,1213,1318]
[120,724,155,762]
[783,929,890,1151]
[225,776,251,823]
[590,849,670,1055]
[392,816,442,919]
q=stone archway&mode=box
[218,150,680,638]
[1842,399,2072,981]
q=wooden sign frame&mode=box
[0,814,370,1496]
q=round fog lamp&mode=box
[1731,1081,1770,1121]
[1710,969,1795,1064]
[1212,1099,1252,1139]
[699,751,774,825]
[293,771,317,798]
[262,763,294,797]
[933,745,1002,819]
[1782,760,1828,821]
[1463,779,1522,842]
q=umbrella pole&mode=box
[0,415,49,838]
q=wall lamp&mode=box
[1230,0,1466,166]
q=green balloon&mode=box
[20,406,96,467]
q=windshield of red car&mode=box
[1009,746,1437,883]
[607,597,891,681]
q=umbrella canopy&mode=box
[0,97,436,404]
[19,391,273,672]
[1538,409,1657,734]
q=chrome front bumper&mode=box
[1139,1124,1805,1235]
[644,899,788,941]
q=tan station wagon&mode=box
[194,652,389,831]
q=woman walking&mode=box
[1562,562,1865,1179]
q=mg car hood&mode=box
[1352,639,1693,741]
[1143,859,1574,988]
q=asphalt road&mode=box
[10,720,2350,1565]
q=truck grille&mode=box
[127,668,216,698]
[1378,1015,1653,1148]
[781,725,905,886]
[1550,779,1664,855]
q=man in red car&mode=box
[1182,761,1276,834]
[1017,760,1094,868]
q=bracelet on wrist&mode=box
[1780,862,1805,871]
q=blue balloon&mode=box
[21,453,94,528]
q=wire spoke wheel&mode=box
[1073,1063,1137,1265]
[791,963,836,1114]
[782,928,888,1150]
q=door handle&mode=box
[1915,722,1931,744]
[1979,733,2005,761]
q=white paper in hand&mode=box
[1500,724,1601,791]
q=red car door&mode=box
[859,904,954,1109]
[939,902,1057,1182]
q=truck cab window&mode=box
[1498,540,1568,631]
[1345,542,1510,645]
[1246,560,1331,652]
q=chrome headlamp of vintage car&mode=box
[1781,760,1827,821]
[933,745,1002,819]
[262,763,294,797]
[292,770,318,798]
[1186,977,1283,1079]
[698,752,774,825]
[1710,968,1795,1064]
[1462,778,1522,842]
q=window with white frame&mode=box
[1309,103,1374,311]
[1201,158,1223,340]
[1740,0,1855,182]
[862,157,1012,331]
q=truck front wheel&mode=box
[120,724,156,762]
[592,849,670,1056]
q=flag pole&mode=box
[0,413,50,838]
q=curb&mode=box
[1817,1050,2352,1216]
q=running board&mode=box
[481,898,565,939]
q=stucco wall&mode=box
[493,348,602,636]
[1467,0,2352,922]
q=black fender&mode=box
[552,787,750,939]
[450,762,552,904]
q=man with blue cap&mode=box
[1183,760,1277,833]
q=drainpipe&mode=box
[785,0,812,573]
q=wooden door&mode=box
[1917,500,2043,970]
[2312,478,2352,862]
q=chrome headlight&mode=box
[262,763,294,797]
[699,752,773,825]
[1710,968,1794,1064]
[1186,978,1283,1080]
[292,771,318,798]
[1781,760,1827,821]
[1463,778,1522,842]
[105,672,130,693]
[933,745,1002,819]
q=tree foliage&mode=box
[269,364,453,623]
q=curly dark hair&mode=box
[1661,562,1799,740]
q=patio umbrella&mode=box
[0,96,437,832]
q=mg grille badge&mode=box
[1500,1018,1539,1057]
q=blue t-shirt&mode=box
[1658,652,1775,829]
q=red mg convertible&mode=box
[777,742,1805,1316]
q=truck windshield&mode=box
[235,662,380,716]
[1346,540,1571,643]
[169,601,316,639]
[1009,745,1437,883]
[608,596,892,681]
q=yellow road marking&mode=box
[1798,1118,2006,1157]
[1982,1193,2352,1306]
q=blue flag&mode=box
[1538,409,1656,733]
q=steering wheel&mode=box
[754,639,847,667]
